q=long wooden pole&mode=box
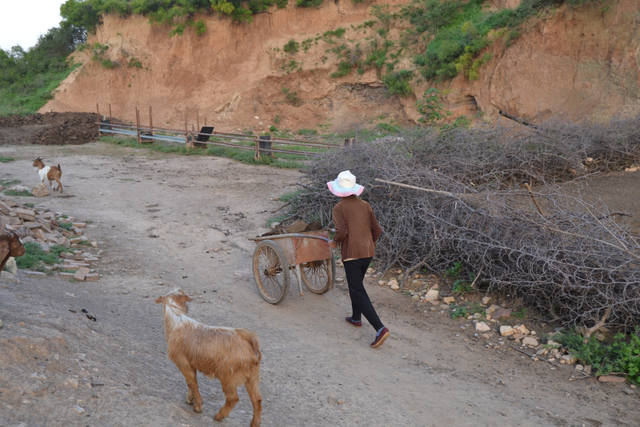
[149,106,153,135]
[109,103,112,125]
[374,178,460,197]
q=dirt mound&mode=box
[0,112,98,146]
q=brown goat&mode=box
[156,290,262,427]
[33,157,63,193]
[0,229,25,278]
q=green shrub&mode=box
[382,70,413,96]
[297,128,318,136]
[282,87,302,106]
[555,328,640,384]
[15,242,67,273]
[302,38,314,52]
[127,57,143,68]
[283,39,300,54]
[415,88,451,125]
[296,0,323,7]
[0,157,15,163]
[330,61,352,78]
[59,222,74,231]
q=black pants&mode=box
[344,257,384,331]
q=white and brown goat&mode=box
[33,157,63,193]
[156,290,262,427]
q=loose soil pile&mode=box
[0,112,98,146]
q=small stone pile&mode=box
[0,198,101,282]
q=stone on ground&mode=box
[32,183,49,197]
[424,289,439,301]
[500,326,514,336]
[475,321,491,332]
[493,308,512,319]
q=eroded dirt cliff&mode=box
[41,0,640,132]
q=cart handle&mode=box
[251,233,331,243]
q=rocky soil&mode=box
[1,142,639,427]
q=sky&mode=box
[0,0,68,51]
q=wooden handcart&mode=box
[251,230,336,304]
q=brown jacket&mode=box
[332,195,382,260]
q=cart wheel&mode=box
[300,256,336,294]
[253,240,290,304]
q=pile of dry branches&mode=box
[291,115,640,330]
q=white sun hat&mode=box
[327,170,364,197]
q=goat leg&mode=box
[177,364,203,412]
[246,374,262,427]
[56,178,63,193]
[214,383,240,422]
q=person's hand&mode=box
[327,239,337,249]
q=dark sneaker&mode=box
[345,317,362,328]
[370,327,390,348]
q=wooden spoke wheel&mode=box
[300,256,335,294]
[252,240,290,304]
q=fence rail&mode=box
[96,104,339,159]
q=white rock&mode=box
[547,340,561,348]
[575,364,584,371]
[389,279,399,290]
[475,322,491,332]
[424,289,439,302]
[482,296,492,305]
[561,354,577,364]
[500,326,514,336]
[5,257,17,275]
[513,324,530,335]
[377,280,386,286]
[443,296,455,304]
[522,336,539,347]
[73,405,85,415]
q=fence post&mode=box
[254,137,260,159]
[96,103,101,136]
[136,107,141,144]
[259,134,273,158]
[185,114,190,150]
[109,103,112,125]
[149,106,153,137]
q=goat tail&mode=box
[58,164,62,175]
[237,329,262,363]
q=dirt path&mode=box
[1,143,639,427]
